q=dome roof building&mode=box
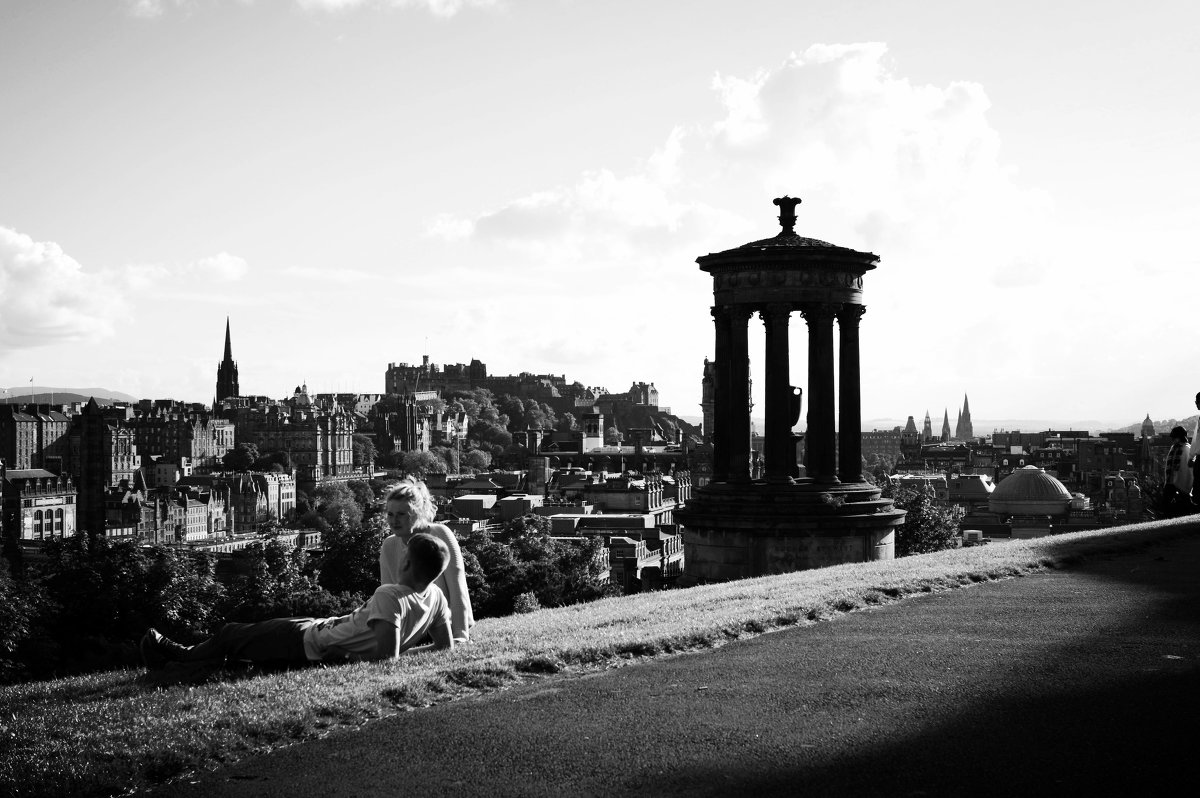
[989,466,1072,517]
[1141,414,1155,439]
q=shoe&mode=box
[140,629,166,670]
[141,628,188,669]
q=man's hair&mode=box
[1195,391,1200,404]
[406,532,450,585]
[384,477,436,524]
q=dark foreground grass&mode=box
[3,517,1197,798]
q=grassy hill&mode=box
[2,517,1197,798]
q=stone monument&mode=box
[677,196,905,580]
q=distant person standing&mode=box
[1191,392,1200,506]
[1164,426,1191,516]
[380,478,475,644]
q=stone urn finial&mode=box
[773,196,801,234]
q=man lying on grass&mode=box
[141,532,453,670]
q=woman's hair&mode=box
[1171,425,1188,441]
[384,477,436,524]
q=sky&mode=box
[1,0,1198,429]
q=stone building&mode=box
[0,405,71,471]
[181,471,296,532]
[124,409,235,472]
[385,355,486,395]
[233,403,358,492]
[1,464,77,542]
[77,398,141,536]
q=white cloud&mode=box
[421,42,1064,416]
[0,227,122,349]
[296,0,499,17]
[119,252,249,289]
[280,265,371,283]
[0,227,251,354]
[429,42,1051,286]
[123,0,193,19]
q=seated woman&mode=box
[380,477,475,643]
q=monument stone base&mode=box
[677,479,905,581]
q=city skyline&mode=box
[2,1,1197,423]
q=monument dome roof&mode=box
[696,196,878,271]
[989,466,1072,516]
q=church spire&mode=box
[216,317,240,403]
[941,409,951,442]
[956,393,974,440]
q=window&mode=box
[32,510,43,538]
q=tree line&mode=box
[0,478,612,684]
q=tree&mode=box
[462,449,493,473]
[221,538,357,622]
[0,558,44,683]
[310,482,364,530]
[316,513,389,597]
[459,515,614,617]
[345,479,376,514]
[403,450,449,477]
[556,412,578,432]
[498,395,526,431]
[605,426,623,446]
[352,433,377,470]
[223,442,261,472]
[431,446,460,474]
[888,484,961,556]
[253,449,292,473]
[498,443,531,469]
[34,534,225,673]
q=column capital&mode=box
[800,302,839,323]
[727,305,754,322]
[760,302,793,320]
[836,304,867,323]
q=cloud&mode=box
[420,42,1064,415]
[126,0,499,18]
[120,252,249,289]
[0,227,252,353]
[123,0,193,18]
[280,265,371,283]
[295,0,499,17]
[426,42,1053,299]
[0,227,122,349]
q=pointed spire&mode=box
[941,409,951,441]
[215,317,240,403]
[957,393,974,440]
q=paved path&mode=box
[161,535,1200,797]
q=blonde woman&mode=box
[380,478,474,643]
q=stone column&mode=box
[710,306,731,482]
[761,303,794,483]
[802,303,838,482]
[838,304,866,483]
[728,306,753,481]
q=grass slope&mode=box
[4,517,1198,798]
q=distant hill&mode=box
[0,386,140,405]
[1108,416,1200,437]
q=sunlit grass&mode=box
[3,516,1196,798]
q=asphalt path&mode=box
[160,535,1200,797]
